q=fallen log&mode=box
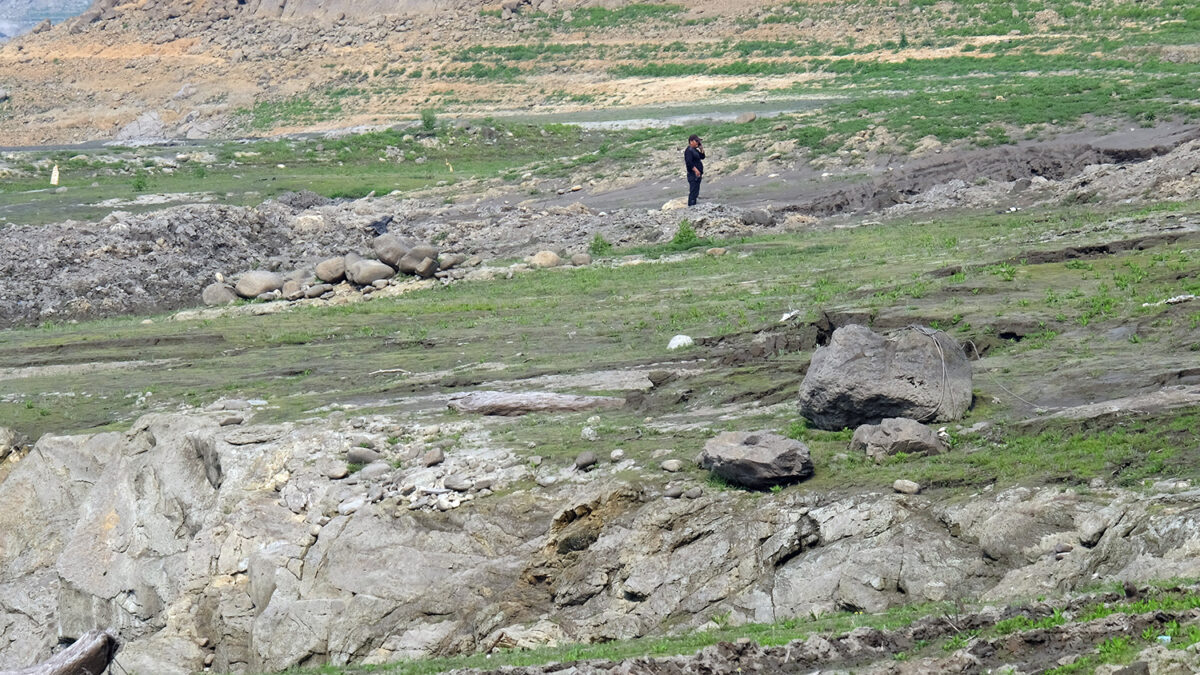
[6,630,120,675]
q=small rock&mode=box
[422,448,445,467]
[325,463,349,480]
[537,475,557,487]
[705,247,727,256]
[664,485,684,499]
[444,474,472,492]
[218,415,243,427]
[1054,542,1074,554]
[683,487,702,499]
[648,370,675,387]
[667,335,694,350]
[581,426,599,441]
[575,451,598,471]
[735,112,757,124]
[305,283,333,298]
[610,449,626,462]
[529,455,543,467]
[570,253,592,266]
[661,459,683,472]
[893,479,921,494]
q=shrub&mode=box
[589,233,614,256]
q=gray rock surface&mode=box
[4,414,1200,673]
[850,418,949,462]
[697,431,814,489]
[448,391,625,416]
[798,325,972,430]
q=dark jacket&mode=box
[684,146,705,177]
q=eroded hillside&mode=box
[0,0,1197,144]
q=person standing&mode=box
[684,134,705,206]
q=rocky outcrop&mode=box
[798,325,973,430]
[4,413,1200,672]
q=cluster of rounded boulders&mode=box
[202,234,465,306]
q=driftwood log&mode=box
[5,630,120,675]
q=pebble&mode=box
[1055,542,1074,554]
[537,475,557,487]
[581,426,599,441]
[444,474,472,492]
[664,485,685,499]
[893,479,921,495]
[610,449,626,462]
[661,459,683,472]
[325,463,349,480]
[218,415,243,426]
[529,455,543,467]
[684,487,702,499]
[421,448,445,467]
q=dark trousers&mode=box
[687,174,702,206]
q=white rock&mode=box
[667,335,694,350]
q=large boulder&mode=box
[530,251,561,268]
[696,431,813,490]
[373,234,409,267]
[346,259,395,285]
[201,282,238,306]
[233,271,284,299]
[398,244,439,275]
[850,418,949,463]
[315,257,345,283]
[798,324,972,430]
